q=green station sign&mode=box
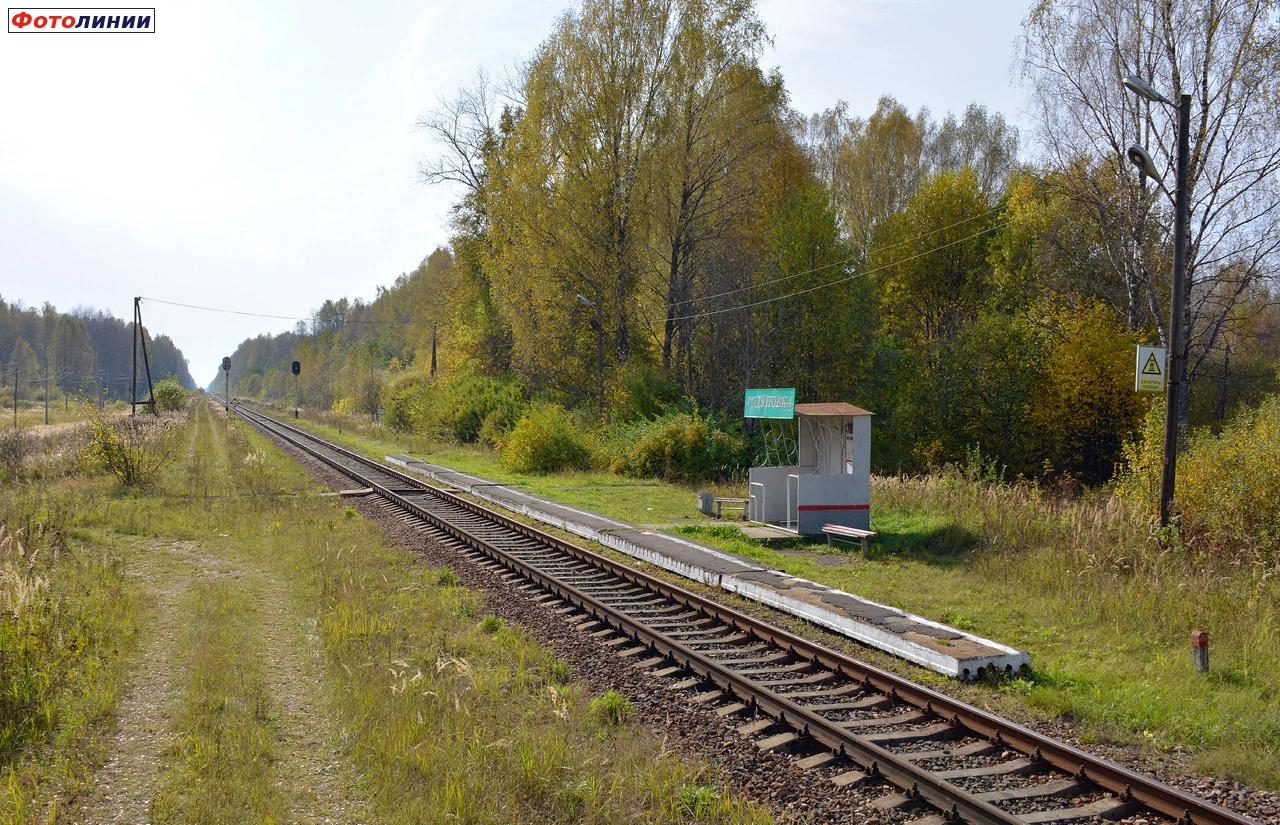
[743,387,796,419]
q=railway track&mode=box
[235,403,1257,825]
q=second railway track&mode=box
[235,402,1257,825]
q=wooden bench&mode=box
[714,497,750,520]
[822,523,878,556]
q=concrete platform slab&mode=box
[738,524,798,541]
[384,453,1030,679]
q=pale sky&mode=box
[0,0,1032,385]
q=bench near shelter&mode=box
[822,523,878,556]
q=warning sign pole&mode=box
[1159,94,1192,529]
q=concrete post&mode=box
[1191,630,1209,672]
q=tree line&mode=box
[1,298,194,407]
[223,0,1279,485]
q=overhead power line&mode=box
[141,212,1007,340]
[666,219,1010,323]
[141,297,312,323]
[140,297,381,329]
[669,204,1006,308]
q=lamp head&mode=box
[1127,144,1163,184]
[1123,74,1171,105]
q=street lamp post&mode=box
[1123,74,1191,528]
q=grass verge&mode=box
[0,457,141,822]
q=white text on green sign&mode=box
[743,388,796,419]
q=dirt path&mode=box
[72,540,197,824]
[254,578,370,825]
[72,538,369,824]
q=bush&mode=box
[381,371,439,433]
[500,405,593,474]
[384,397,414,432]
[1118,394,1280,562]
[153,376,187,411]
[1115,399,1165,505]
[381,373,527,442]
[607,363,681,421]
[586,689,634,726]
[434,375,526,443]
[0,428,34,480]
[1176,396,1280,560]
[477,406,523,449]
[609,411,747,482]
[84,413,181,486]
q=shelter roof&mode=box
[794,402,874,417]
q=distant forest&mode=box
[1,297,194,405]
[222,0,1280,483]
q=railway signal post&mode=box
[221,356,231,411]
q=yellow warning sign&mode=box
[1135,345,1166,393]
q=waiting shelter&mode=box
[744,388,872,535]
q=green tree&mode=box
[870,168,996,359]
[649,1,773,373]
[153,376,187,411]
[1028,302,1146,483]
[1022,0,1280,430]
[48,316,94,396]
[7,338,40,401]
[910,312,1046,474]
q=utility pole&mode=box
[11,366,17,428]
[1123,75,1193,528]
[133,298,157,416]
[43,364,49,425]
[131,301,138,418]
[430,324,438,377]
[1159,92,1191,529]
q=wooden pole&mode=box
[131,298,138,417]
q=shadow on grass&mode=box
[871,510,981,568]
[677,510,981,570]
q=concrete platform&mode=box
[739,524,800,541]
[385,453,1030,679]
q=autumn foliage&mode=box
[217,0,1278,543]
